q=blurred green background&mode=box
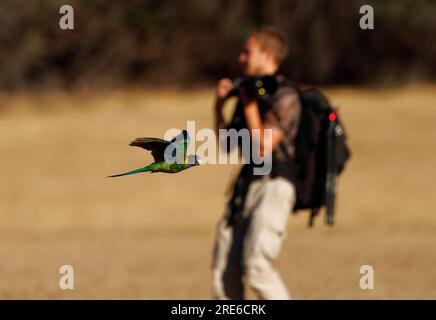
[0,0,435,90]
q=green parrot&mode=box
[108,130,200,177]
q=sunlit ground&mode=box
[0,84,435,299]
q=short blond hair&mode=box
[250,26,289,64]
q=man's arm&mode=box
[242,87,301,156]
[242,98,284,156]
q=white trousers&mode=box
[212,177,296,300]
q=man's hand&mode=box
[216,78,234,101]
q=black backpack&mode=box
[292,88,351,227]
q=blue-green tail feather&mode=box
[107,166,151,178]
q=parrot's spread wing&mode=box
[129,138,170,162]
[129,130,190,163]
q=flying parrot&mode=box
[108,130,200,177]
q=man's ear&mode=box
[264,48,277,64]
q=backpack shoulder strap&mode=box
[267,75,302,160]
[275,74,302,97]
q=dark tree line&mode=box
[0,0,434,90]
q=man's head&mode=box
[239,26,289,76]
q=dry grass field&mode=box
[0,84,435,299]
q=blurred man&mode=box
[212,27,301,299]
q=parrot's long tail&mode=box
[107,166,151,178]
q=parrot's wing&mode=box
[129,138,170,163]
[129,130,190,163]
